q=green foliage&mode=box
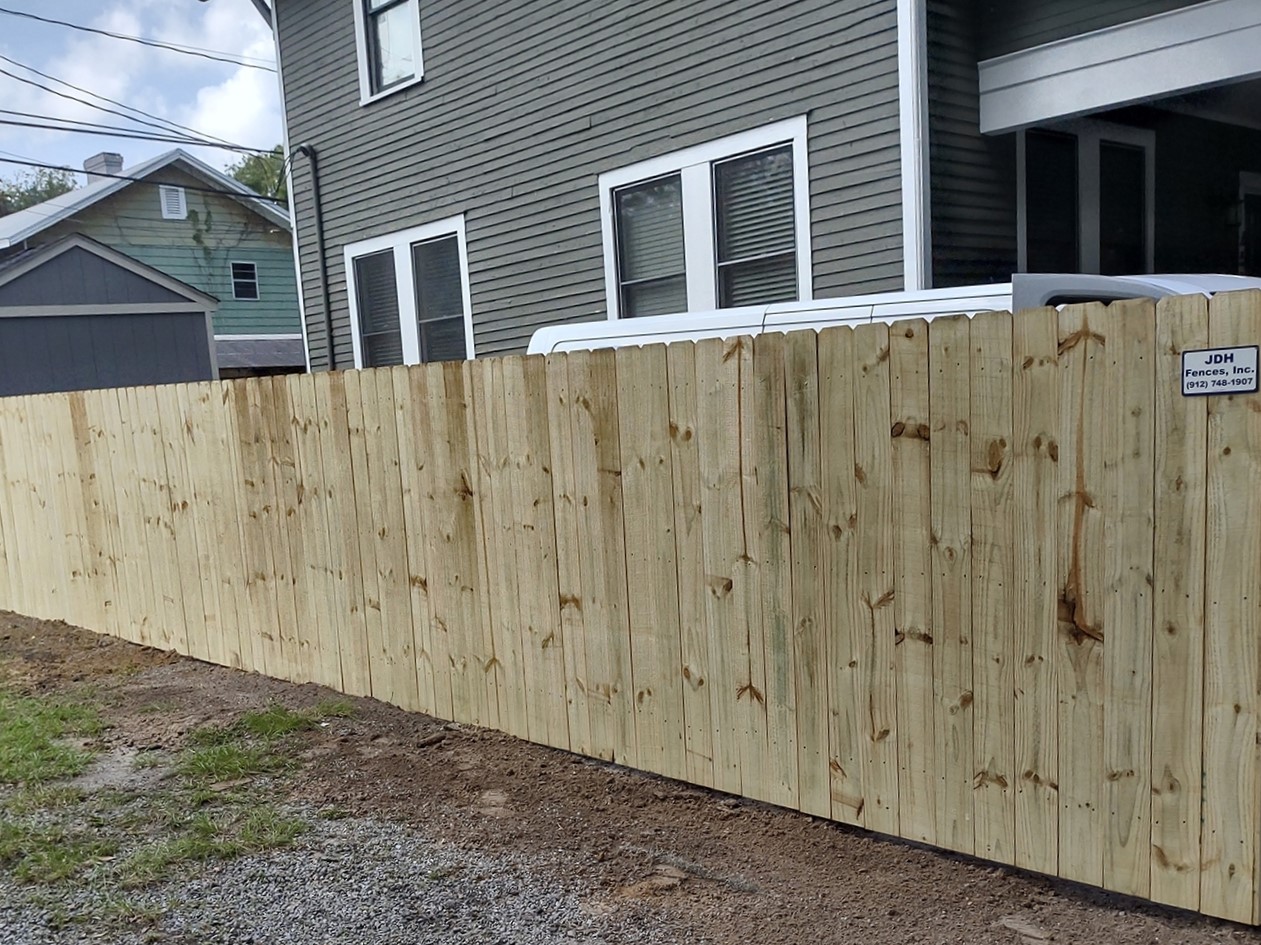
[0,819,118,884]
[227,145,286,201]
[0,689,101,784]
[238,703,316,739]
[0,168,78,218]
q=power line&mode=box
[0,108,209,139]
[0,64,252,151]
[0,52,240,148]
[0,6,277,71]
[0,118,271,154]
[0,157,288,205]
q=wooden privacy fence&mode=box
[0,293,1259,921]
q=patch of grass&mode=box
[0,818,118,884]
[176,742,277,783]
[238,703,315,739]
[237,806,306,849]
[311,698,355,720]
[95,894,162,927]
[0,689,102,784]
[3,785,85,815]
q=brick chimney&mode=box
[83,152,124,183]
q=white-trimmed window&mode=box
[599,116,812,319]
[352,0,424,104]
[344,216,473,368]
[159,185,187,220]
[1017,119,1155,275]
[231,262,260,301]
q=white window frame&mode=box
[230,261,260,301]
[1016,119,1155,275]
[352,0,425,106]
[343,214,474,369]
[159,185,187,220]
[597,116,812,321]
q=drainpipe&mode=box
[292,144,335,370]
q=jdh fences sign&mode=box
[1181,345,1258,396]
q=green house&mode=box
[0,150,303,376]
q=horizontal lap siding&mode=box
[977,0,1207,58]
[927,0,1016,287]
[277,0,903,368]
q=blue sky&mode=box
[0,0,280,182]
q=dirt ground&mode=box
[2,611,1257,945]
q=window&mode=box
[159,185,187,220]
[352,0,424,104]
[231,262,260,301]
[599,117,812,319]
[1018,120,1154,275]
[344,216,473,368]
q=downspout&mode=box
[292,144,335,369]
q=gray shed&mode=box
[0,234,218,396]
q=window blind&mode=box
[614,175,688,318]
[411,235,465,363]
[714,146,797,307]
[353,249,404,367]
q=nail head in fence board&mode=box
[929,315,974,855]
[313,372,373,698]
[1199,291,1261,924]
[751,331,797,809]
[616,343,687,782]
[694,335,753,797]
[504,355,571,752]
[1103,300,1157,898]
[666,341,717,790]
[1149,294,1208,911]
[888,318,937,845]
[1055,303,1112,888]
[566,348,636,768]
[785,329,831,818]
[546,353,593,758]
[821,325,864,826]
[969,310,1016,864]
[157,384,205,662]
[1011,307,1060,877]
[370,369,423,710]
[472,357,528,735]
[852,322,899,835]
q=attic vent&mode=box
[159,185,187,220]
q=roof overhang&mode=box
[978,0,1261,134]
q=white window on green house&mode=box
[159,185,187,220]
[231,262,260,301]
[353,0,424,103]
[599,116,812,319]
[344,215,473,369]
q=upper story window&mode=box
[159,185,187,220]
[344,216,473,368]
[353,0,424,104]
[231,262,260,301]
[599,117,812,319]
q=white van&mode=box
[526,273,1261,355]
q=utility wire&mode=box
[0,6,276,71]
[0,65,249,150]
[0,157,289,205]
[0,119,271,154]
[0,52,240,148]
[0,108,214,139]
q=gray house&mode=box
[0,235,218,396]
[269,0,1261,370]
